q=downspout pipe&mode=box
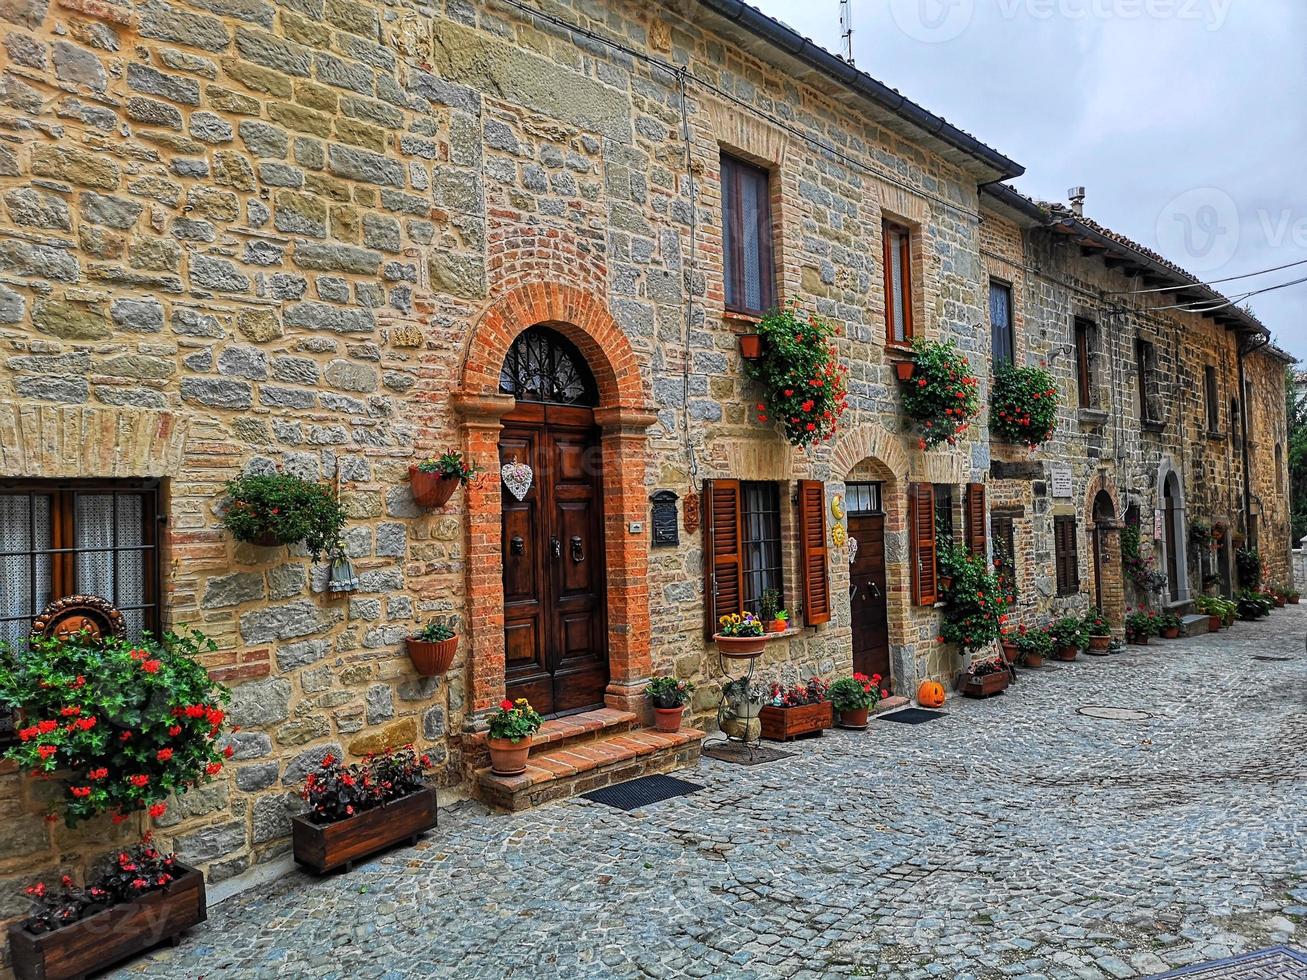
[1237,331,1270,544]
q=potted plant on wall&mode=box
[959,657,1012,699]
[485,697,543,776]
[828,673,884,729]
[645,677,694,733]
[760,677,832,741]
[744,304,850,448]
[1125,609,1156,644]
[1014,624,1052,667]
[221,472,346,561]
[292,747,436,874]
[1194,595,1226,632]
[760,588,789,634]
[1048,616,1086,661]
[898,338,981,450]
[410,451,478,509]
[713,612,767,658]
[0,629,230,979]
[989,365,1059,448]
[405,620,459,677]
[1082,609,1112,652]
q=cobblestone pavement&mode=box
[118,609,1307,980]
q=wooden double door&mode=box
[500,404,608,716]
[848,512,891,683]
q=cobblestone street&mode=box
[119,609,1307,980]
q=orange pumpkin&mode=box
[917,679,946,708]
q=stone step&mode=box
[1180,614,1212,638]
[464,707,639,775]
[475,726,706,812]
[874,695,910,714]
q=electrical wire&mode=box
[1147,273,1307,314]
[1108,255,1307,295]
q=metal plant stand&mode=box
[706,647,764,757]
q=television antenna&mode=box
[840,0,854,65]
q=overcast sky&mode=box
[751,0,1307,362]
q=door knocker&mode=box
[550,536,562,559]
[510,535,525,556]
[570,536,585,563]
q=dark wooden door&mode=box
[501,404,608,716]
[848,513,890,684]
[1164,485,1179,602]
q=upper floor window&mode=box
[720,153,775,317]
[883,221,914,346]
[1204,365,1220,432]
[989,280,1014,367]
[933,483,955,547]
[1135,338,1157,422]
[0,481,162,647]
[1074,318,1095,408]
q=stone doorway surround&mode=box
[451,283,656,719]
[1084,472,1125,637]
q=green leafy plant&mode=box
[1235,547,1262,588]
[899,338,981,450]
[0,630,230,828]
[716,612,765,638]
[415,451,477,481]
[1157,610,1182,634]
[760,587,783,623]
[1195,595,1236,623]
[828,674,884,713]
[721,678,767,716]
[1125,609,1158,638]
[645,677,694,709]
[1048,616,1087,650]
[937,543,1011,655]
[1120,524,1168,595]
[221,473,346,562]
[746,305,850,448]
[989,365,1058,447]
[1013,624,1053,662]
[1081,608,1111,637]
[412,620,455,643]
[487,697,543,742]
[1187,517,1214,551]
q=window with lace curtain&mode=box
[721,152,775,317]
[0,481,162,649]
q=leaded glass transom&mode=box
[499,326,599,407]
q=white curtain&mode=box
[0,495,50,647]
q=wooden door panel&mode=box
[501,425,553,713]
[849,514,891,683]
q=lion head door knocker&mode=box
[32,595,127,642]
[500,459,533,502]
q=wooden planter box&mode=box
[291,786,437,874]
[9,864,205,980]
[960,671,1011,699]
[759,701,832,741]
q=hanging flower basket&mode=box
[990,365,1058,448]
[738,333,763,360]
[898,338,980,450]
[893,361,915,382]
[220,473,346,562]
[410,451,477,509]
[743,305,850,449]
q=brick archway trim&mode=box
[830,423,909,480]
[454,283,654,722]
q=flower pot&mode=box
[291,786,437,874]
[488,736,532,776]
[759,702,832,741]
[1128,633,1149,646]
[653,706,685,733]
[1274,597,1285,608]
[1054,646,1078,662]
[738,333,763,360]
[713,634,766,658]
[409,466,460,509]
[8,864,206,980]
[961,671,1010,699]
[405,636,458,677]
[894,360,915,382]
[1088,635,1111,651]
[1001,641,1019,664]
[1020,652,1044,668]
[837,706,869,729]
[1290,596,1300,605]
[1207,615,1222,632]
[1162,627,1180,639]
[940,575,954,592]
[768,619,788,634]
[248,529,285,547]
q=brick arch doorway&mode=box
[1085,477,1125,636]
[452,284,656,719]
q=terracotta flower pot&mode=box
[1207,615,1222,632]
[1001,641,1019,664]
[1274,597,1285,608]
[837,706,869,729]
[768,619,788,634]
[738,333,762,360]
[1088,635,1110,651]
[1289,596,1300,605]
[653,706,685,733]
[409,465,459,509]
[1162,627,1180,639]
[1054,646,1078,662]
[894,360,915,382]
[714,634,766,658]
[1129,633,1149,645]
[1021,652,1044,668]
[406,636,458,677]
[487,736,532,776]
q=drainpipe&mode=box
[1237,331,1270,539]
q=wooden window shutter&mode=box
[964,483,987,557]
[702,479,744,638]
[797,480,831,626]
[909,483,937,606]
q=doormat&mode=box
[702,743,794,767]
[581,774,703,811]
[876,708,946,725]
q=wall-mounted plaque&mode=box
[650,490,679,547]
[683,490,700,535]
[1049,464,1073,499]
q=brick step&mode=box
[874,695,910,713]
[475,726,706,812]
[1180,614,1212,637]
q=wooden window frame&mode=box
[720,152,776,318]
[1204,365,1220,432]
[989,279,1014,368]
[990,513,1017,599]
[1074,318,1095,408]
[740,481,783,617]
[1054,515,1080,597]
[796,481,831,626]
[883,220,914,348]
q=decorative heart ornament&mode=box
[501,462,533,501]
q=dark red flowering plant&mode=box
[21,835,180,933]
[899,338,981,450]
[766,676,829,707]
[990,365,1058,448]
[746,305,850,449]
[301,746,433,825]
[0,629,230,828]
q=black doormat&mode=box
[581,774,703,811]
[702,743,795,767]
[876,708,946,725]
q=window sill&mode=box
[761,626,807,641]
[1077,408,1108,427]
[886,342,914,359]
[723,310,764,327]
[1141,418,1166,433]
[1205,429,1225,441]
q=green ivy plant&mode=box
[989,365,1058,448]
[937,543,1011,655]
[899,338,981,450]
[745,305,850,449]
[0,630,230,828]
[221,473,347,562]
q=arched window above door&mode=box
[498,326,599,407]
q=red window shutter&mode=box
[965,483,987,557]
[909,483,937,606]
[703,479,744,638]
[797,480,831,626]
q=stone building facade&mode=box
[0,0,1291,947]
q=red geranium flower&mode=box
[149,803,167,818]
[129,774,149,787]
[156,748,173,762]
[499,699,514,711]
